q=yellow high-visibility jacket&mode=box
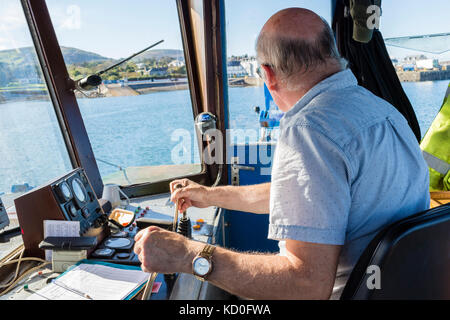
[420,83,450,191]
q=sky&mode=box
[0,0,449,61]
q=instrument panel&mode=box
[51,169,105,235]
[14,168,108,258]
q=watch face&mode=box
[193,257,210,276]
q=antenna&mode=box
[75,40,164,91]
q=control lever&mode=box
[173,184,192,239]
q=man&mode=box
[134,8,430,299]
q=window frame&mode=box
[21,0,228,199]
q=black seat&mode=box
[341,203,450,300]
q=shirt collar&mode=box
[283,69,358,120]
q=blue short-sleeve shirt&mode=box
[268,69,430,299]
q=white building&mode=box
[404,54,427,64]
[168,59,185,68]
[135,63,146,71]
[416,59,440,70]
[227,60,248,78]
[240,58,259,78]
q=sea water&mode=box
[0,80,448,196]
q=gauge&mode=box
[60,182,72,200]
[104,238,131,249]
[93,248,115,257]
[55,181,72,203]
[72,178,86,203]
[65,203,77,218]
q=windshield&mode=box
[45,0,202,187]
[380,0,450,137]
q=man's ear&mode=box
[261,64,278,91]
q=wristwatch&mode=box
[192,244,216,281]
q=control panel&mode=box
[89,206,148,265]
[14,168,108,258]
[51,169,105,235]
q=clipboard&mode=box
[27,260,149,300]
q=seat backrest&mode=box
[341,203,450,300]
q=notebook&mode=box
[27,260,149,300]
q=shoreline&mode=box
[396,69,450,82]
[1,74,447,103]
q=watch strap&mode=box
[200,244,216,258]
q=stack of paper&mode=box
[27,260,149,300]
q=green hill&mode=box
[0,46,184,87]
[0,46,111,66]
[132,49,184,62]
[60,47,111,65]
[0,47,112,86]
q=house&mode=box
[416,59,440,70]
[227,60,248,78]
[240,58,259,78]
[404,54,427,64]
[168,59,185,68]
[135,63,147,71]
[148,67,168,77]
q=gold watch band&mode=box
[201,244,216,258]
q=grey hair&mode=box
[256,17,347,90]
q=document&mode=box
[27,260,149,300]
[43,220,80,261]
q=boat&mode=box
[0,0,449,304]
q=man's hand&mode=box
[170,179,212,213]
[134,226,203,274]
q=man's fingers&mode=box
[135,227,162,265]
[170,180,183,193]
[170,179,190,192]
[171,188,190,203]
[134,228,146,243]
[179,199,192,212]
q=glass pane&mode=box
[0,1,72,209]
[380,1,450,138]
[225,0,331,143]
[46,0,201,187]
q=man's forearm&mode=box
[183,241,324,300]
[207,183,270,214]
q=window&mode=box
[46,0,201,187]
[224,0,331,143]
[380,0,450,138]
[0,1,72,209]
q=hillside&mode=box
[132,49,184,62]
[0,46,185,87]
[60,47,111,65]
[0,46,111,66]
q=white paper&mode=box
[27,283,88,300]
[27,263,149,300]
[43,220,80,261]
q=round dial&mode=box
[193,257,210,276]
[72,178,86,203]
[60,182,72,200]
[104,238,131,249]
[94,248,114,256]
[66,203,77,217]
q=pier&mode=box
[397,70,450,82]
